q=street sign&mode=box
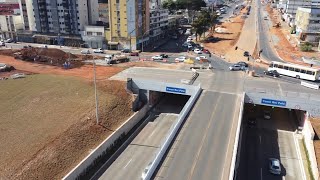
[166,86,186,94]
[261,98,286,107]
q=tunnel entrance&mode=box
[236,103,306,180]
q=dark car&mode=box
[160,54,169,58]
[236,61,248,67]
[130,52,139,56]
[247,117,256,127]
[243,51,250,57]
[264,70,280,77]
[121,49,131,53]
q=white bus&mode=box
[268,61,320,81]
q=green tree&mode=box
[192,10,217,40]
[162,0,176,12]
[174,0,206,10]
[300,42,313,52]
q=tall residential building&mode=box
[0,1,23,40]
[105,0,150,50]
[295,7,320,46]
[284,0,320,22]
[149,9,168,44]
[23,0,98,35]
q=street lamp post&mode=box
[92,56,99,124]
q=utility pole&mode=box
[93,56,99,124]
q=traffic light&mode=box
[235,46,238,50]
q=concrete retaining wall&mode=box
[62,105,149,180]
[229,93,245,180]
[302,113,319,180]
[143,84,202,180]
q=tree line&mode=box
[162,0,207,11]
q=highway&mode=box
[237,104,304,180]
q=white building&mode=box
[149,9,169,43]
[0,14,23,40]
[81,25,106,49]
[284,0,320,23]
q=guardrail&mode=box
[228,93,245,180]
[301,81,319,90]
[62,105,149,180]
[143,84,202,180]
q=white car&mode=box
[81,49,90,54]
[194,49,202,54]
[269,158,281,175]
[175,56,186,62]
[196,56,207,61]
[93,48,104,53]
[187,44,193,49]
[152,55,163,60]
[229,64,243,71]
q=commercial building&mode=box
[0,1,23,40]
[283,0,320,24]
[105,0,150,50]
[81,25,106,48]
[295,7,320,46]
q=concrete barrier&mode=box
[302,113,319,180]
[143,84,202,180]
[301,81,319,90]
[228,93,245,180]
[62,105,149,180]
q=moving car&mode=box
[229,64,243,71]
[269,158,281,175]
[194,49,202,54]
[264,70,280,77]
[236,61,248,67]
[81,49,90,54]
[175,56,186,62]
[243,51,250,57]
[121,49,131,53]
[264,110,271,120]
[152,55,163,60]
[196,56,207,61]
[93,48,104,53]
[160,54,168,58]
[4,38,13,43]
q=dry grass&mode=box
[0,74,133,179]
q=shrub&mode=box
[300,42,313,52]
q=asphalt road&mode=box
[236,104,304,180]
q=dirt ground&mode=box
[202,9,246,57]
[266,5,320,66]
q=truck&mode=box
[105,54,129,64]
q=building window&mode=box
[87,32,93,35]
[97,32,102,35]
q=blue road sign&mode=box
[166,86,186,94]
[261,98,286,107]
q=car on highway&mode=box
[236,61,248,67]
[247,117,256,128]
[175,56,186,62]
[264,70,280,77]
[269,158,281,175]
[196,56,207,61]
[152,55,163,60]
[229,64,244,71]
[264,110,271,120]
[243,51,250,57]
[130,52,139,56]
[194,49,202,54]
[93,48,104,53]
[81,49,90,54]
[121,49,131,53]
[160,54,169,58]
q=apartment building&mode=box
[295,7,320,46]
[149,9,168,44]
[98,1,109,25]
[284,0,320,23]
[0,1,23,40]
[105,0,149,50]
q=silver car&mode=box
[229,64,243,71]
[269,158,281,175]
[81,49,90,54]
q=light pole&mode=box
[92,56,99,124]
[141,30,151,53]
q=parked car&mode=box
[194,49,202,54]
[130,52,139,56]
[4,38,13,43]
[196,56,207,61]
[243,51,250,57]
[229,64,243,71]
[152,55,163,60]
[81,49,90,54]
[264,70,280,77]
[121,49,131,53]
[236,61,248,67]
[264,110,271,120]
[175,56,186,62]
[269,158,281,175]
[93,48,104,53]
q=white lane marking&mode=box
[123,159,132,169]
[259,135,262,144]
[260,168,263,180]
[278,82,283,96]
[292,133,306,180]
